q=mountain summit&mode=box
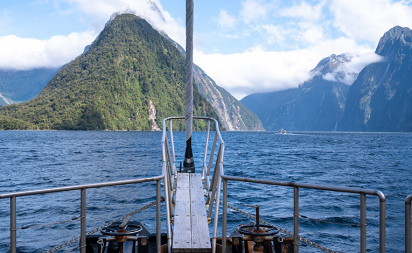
[339,26,412,131]
[0,14,217,130]
[241,54,351,131]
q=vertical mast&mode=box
[183,0,195,172]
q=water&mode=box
[0,131,411,252]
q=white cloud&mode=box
[0,0,185,70]
[322,52,383,85]
[240,0,273,24]
[331,0,412,43]
[195,36,376,99]
[0,31,96,70]
[66,0,185,46]
[261,24,290,46]
[279,1,325,21]
[195,47,316,99]
[217,10,237,29]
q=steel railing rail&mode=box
[406,194,412,253]
[218,164,386,253]
[0,173,170,253]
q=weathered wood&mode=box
[190,174,211,251]
[173,173,211,253]
[173,174,192,251]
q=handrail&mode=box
[161,116,224,253]
[219,164,386,253]
[406,194,412,253]
[0,173,169,253]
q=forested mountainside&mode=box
[0,14,218,130]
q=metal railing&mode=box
[161,116,224,253]
[0,169,171,253]
[162,116,387,253]
[218,169,386,253]
[406,194,412,253]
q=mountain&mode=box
[0,67,59,105]
[163,34,264,131]
[339,26,412,132]
[241,54,351,131]
[193,65,264,131]
[0,14,218,130]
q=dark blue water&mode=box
[0,131,411,252]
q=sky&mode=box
[1,0,412,99]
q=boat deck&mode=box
[172,173,211,253]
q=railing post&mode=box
[202,120,211,181]
[379,197,386,253]
[293,186,299,253]
[222,178,228,253]
[360,193,366,253]
[80,188,86,253]
[157,179,161,253]
[406,195,412,253]
[10,196,16,253]
[212,169,222,253]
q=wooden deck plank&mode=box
[173,174,191,251]
[172,173,211,253]
[190,174,211,252]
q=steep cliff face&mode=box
[193,65,264,131]
[242,54,351,131]
[340,26,412,131]
[164,34,264,131]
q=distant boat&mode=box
[278,128,286,134]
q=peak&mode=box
[376,26,412,55]
[311,53,352,76]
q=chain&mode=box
[43,198,162,253]
[227,203,342,253]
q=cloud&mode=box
[331,0,412,43]
[322,52,383,85]
[279,1,325,21]
[195,36,376,99]
[195,47,315,99]
[217,10,237,29]
[240,0,274,24]
[0,0,185,70]
[66,0,186,46]
[0,31,96,70]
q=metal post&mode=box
[212,171,222,253]
[157,179,161,253]
[379,198,386,253]
[293,187,299,253]
[202,120,211,180]
[222,179,228,253]
[10,196,16,253]
[406,195,412,253]
[163,174,172,253]
[80,188,86,253]
[360,193,366,253]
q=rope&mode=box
[43,198,162,253]
[227,203,343,253]
[18,216,81,230]
[299,214,361,227]
[185,0,194,141]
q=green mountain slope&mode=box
[0,14,218,130]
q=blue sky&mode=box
[1,0,412,99]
